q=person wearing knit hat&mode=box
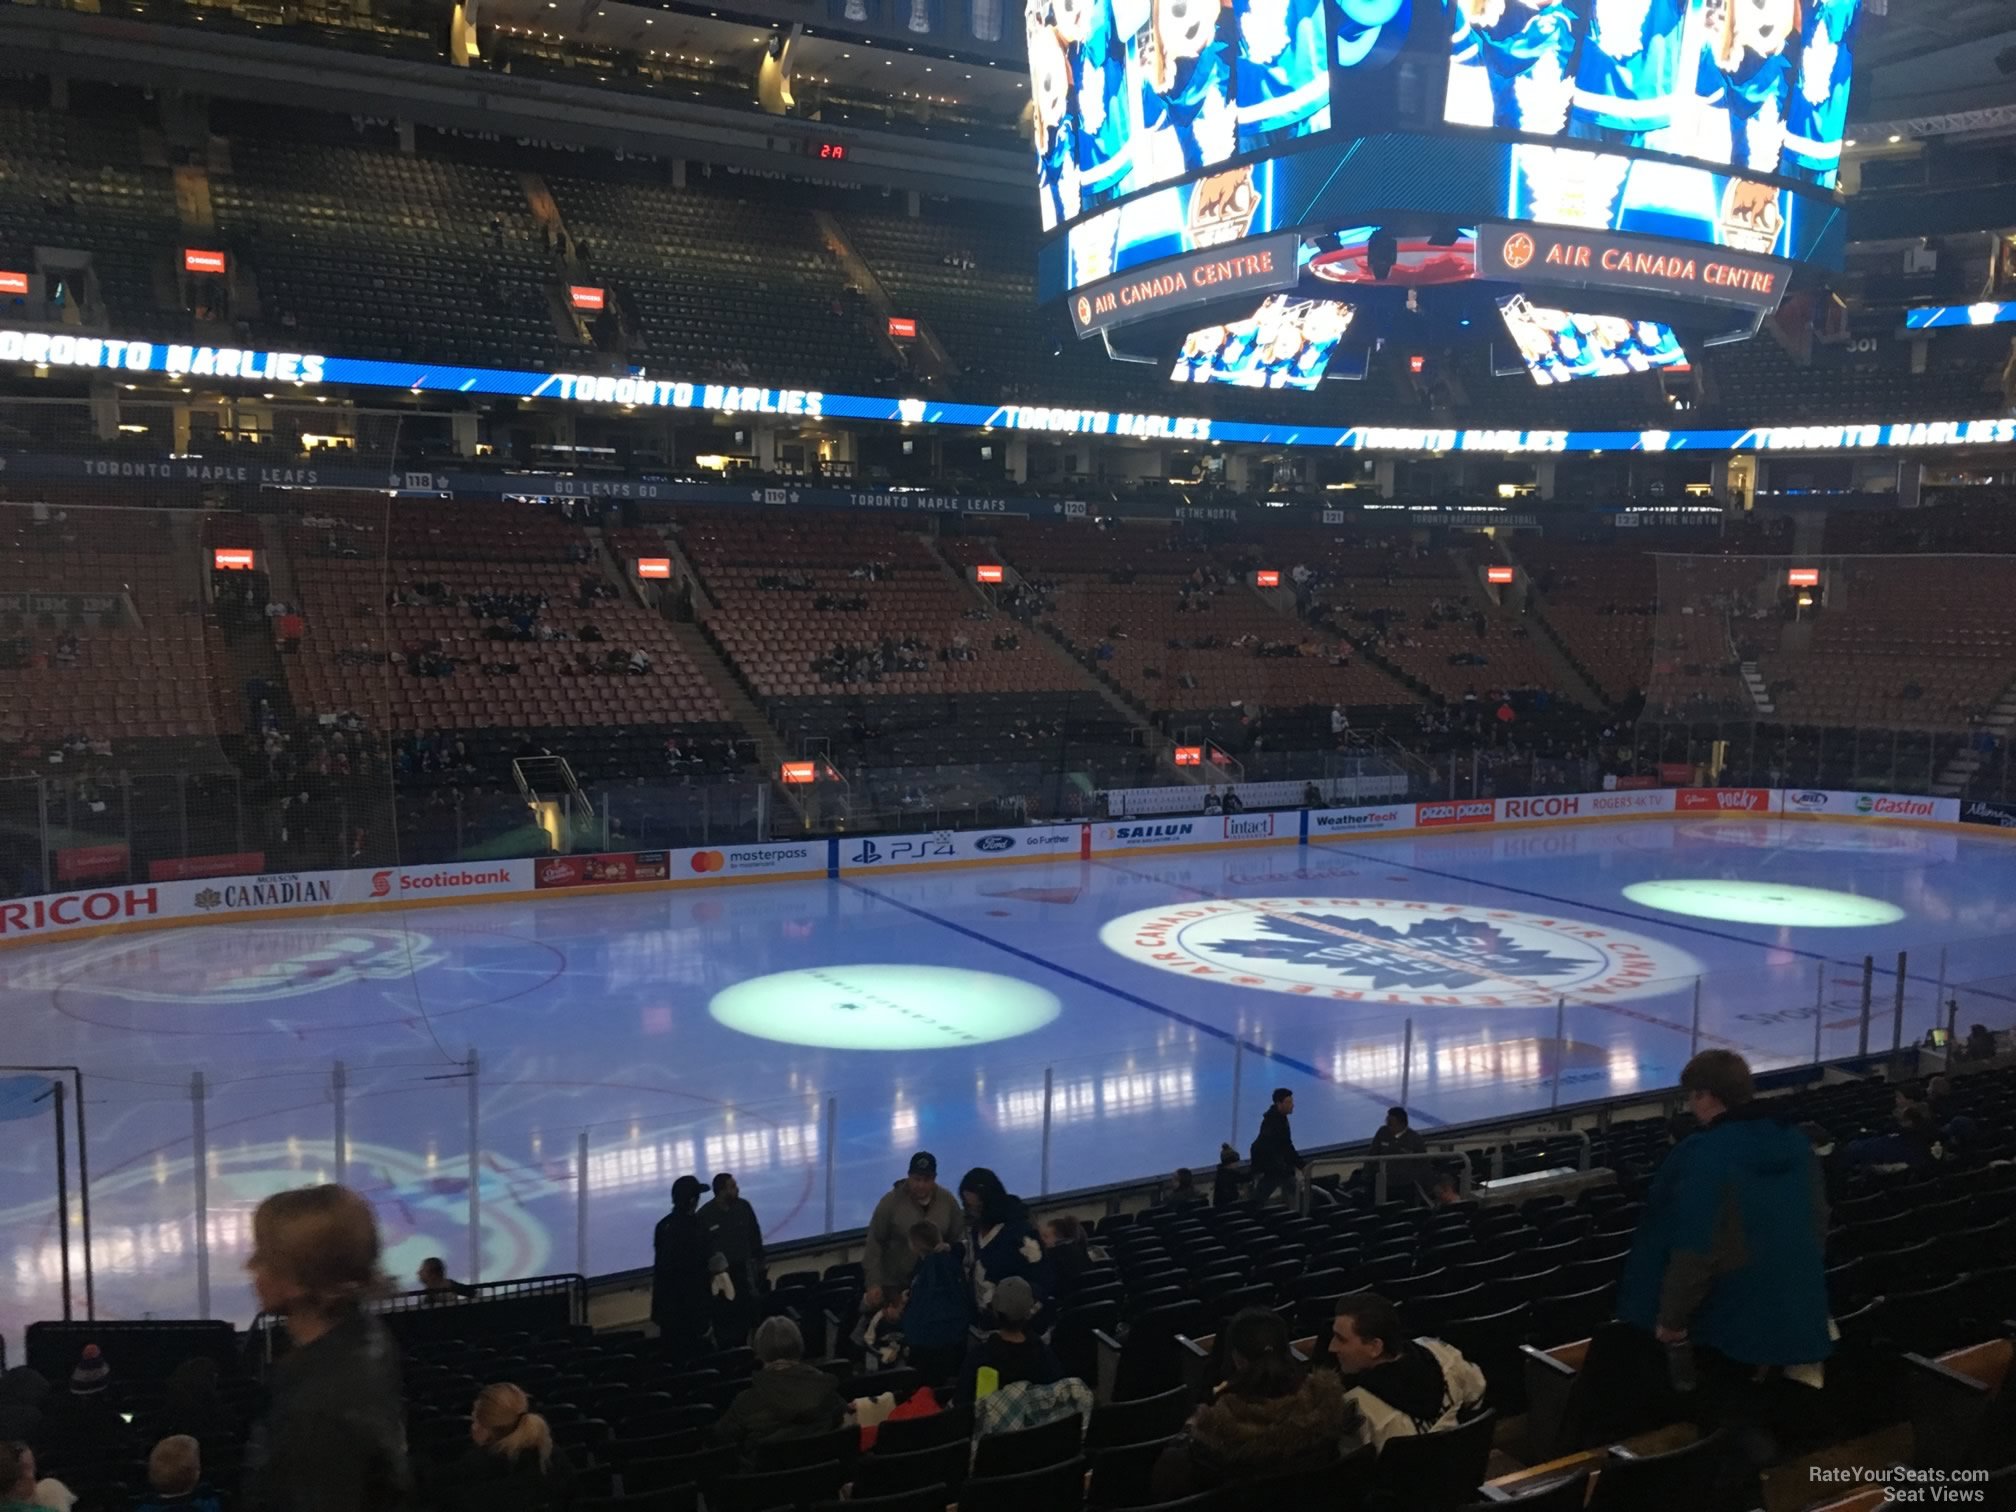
[68,1348,108,1397]
[953,1275,1065,1408]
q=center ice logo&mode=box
[1099,898,1693,1006]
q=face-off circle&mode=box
[709,964,1062,1050]
[1622,879,1904,928]
[1100,898,1697,1006]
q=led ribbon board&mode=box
[3,329,2011,455]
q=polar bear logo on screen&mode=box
[1704,0,1799,174]
[1135,0,1234,184]
[1027,1,1082,229]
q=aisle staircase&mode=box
[1933,676,2016,796]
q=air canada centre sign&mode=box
[1479,223,1790,312]
[1070,233,1300,336]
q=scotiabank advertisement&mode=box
[363,860,527,900]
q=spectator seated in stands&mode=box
[155,1357,240,1448]
[1841,1092,1945,1174]
[1965,1022,2000,1061]
[434,1383,571,1512]
[417,1256,476,1304]
[136,1435,220,1512]
[712,1317,846,1462]
[1213,1143,1244,1207]
[1166,1167,1206,1207]
[0,1372,47,1446]
[1327,1293,1486,1452]
[0,1438,73,1512]
[1151,1307,1358,1499]
[954,1276,1063,1408]
[1041,1213,1093,1301]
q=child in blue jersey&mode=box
[1699,0,1797,173]
[1172,324,1227,381]
[1569,0,1696,146]
[1463,0,1578,135]
[1234,0,1331,149]
[1442,0,1494,127]
[1028,5,1083,229]
[1783,0,1855,185]
[1136,0,1235,185]
[1057,0,1143,199]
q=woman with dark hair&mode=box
[1150,1308,1358,1499]
[242,1185,413,1512]
[957,1167,1053,1321]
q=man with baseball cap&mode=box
[862,1152,965,1311]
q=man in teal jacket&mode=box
[1617,1050,1832,1378]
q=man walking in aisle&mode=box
[1251,1087,1305,1207]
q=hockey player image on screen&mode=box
[1570,0,1699,147]
[1173,322,1232,379]
[1233,0,1332,149]
[1172,295,1351,387]
[1694,0,1797,174]
[1058,0,1148,200]
[1782,0,1855,186]
[1499,295,1688,383]
[1133,0,1237,188]
[1445,0,1579,134]
[1255,297,1352,388]
[1029,2,1083,230]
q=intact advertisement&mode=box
[1780,790,1959,823]
[839,825,1084,872]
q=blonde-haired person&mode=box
[242,1185,414,1512]
[137,1435,221,1512]
[436,1384,573,1512]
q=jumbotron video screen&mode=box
[1029,0,1859,378]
